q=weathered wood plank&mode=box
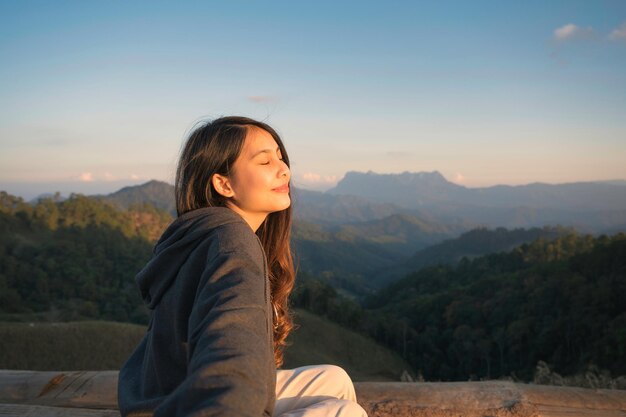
[355,381,534,416]
[0,403,119,417]
[0,370,118,409]
[355,381,626,417]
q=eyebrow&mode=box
[250,146,281,158]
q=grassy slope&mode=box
[284,309,412,381]
[0,320,145,371]
[0,309,411,382]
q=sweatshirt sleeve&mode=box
[154,223,273,417]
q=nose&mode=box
[279,159,290,179]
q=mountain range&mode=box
[326,171,626,234]
[329,171,626,211]
[99,171,626,235]
[86,171,626,292]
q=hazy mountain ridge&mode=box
[100,180,176,215]
[86,172,626,234]
[328,171,469,207]
[327,213,456,257]
[5,171,622,295]
[292,213,463,292]
[72,175,626,290]
[361,225,575,288]
[404,225,576,269]
[326,171,626,233]
[329,170,626,211]
[292,188,405,224]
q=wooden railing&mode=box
[1,370,625,416]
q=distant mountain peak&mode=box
[341,170,453,188]
[116,179,172,192]
[104,179,176,215]
[328,170,463,207]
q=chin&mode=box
[272,196,291,212]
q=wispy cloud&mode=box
[609,21,626,42]
[295,172,340,191]
[553,23,595,42]
[75,172,147,183]
[247,95,278,103]
[454,173,466,184]
[78,172,94,182]
[300,172,339,184]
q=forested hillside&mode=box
[372,225,576,285]
[101,180,176,215]
[293,232,626,382]
[404,226,574,269]
[0,191,171,322]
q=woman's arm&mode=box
[154,223,274,417]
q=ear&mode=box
[212,173,235,198]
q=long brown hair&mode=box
[175,116,295,368]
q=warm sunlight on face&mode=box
[224,126,291,230]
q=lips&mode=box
[272,184,290,193]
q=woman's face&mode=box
[221,126,291,230]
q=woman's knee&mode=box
[315,365,356,401]
[317,365,351,383]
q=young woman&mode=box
[118,116,368,417]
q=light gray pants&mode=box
[274,364,368,417]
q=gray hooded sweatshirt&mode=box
[118,207,276,417]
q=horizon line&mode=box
[2,172,626,201]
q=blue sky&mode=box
[1,0,625,199]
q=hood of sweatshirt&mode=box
[136,207,248,309]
